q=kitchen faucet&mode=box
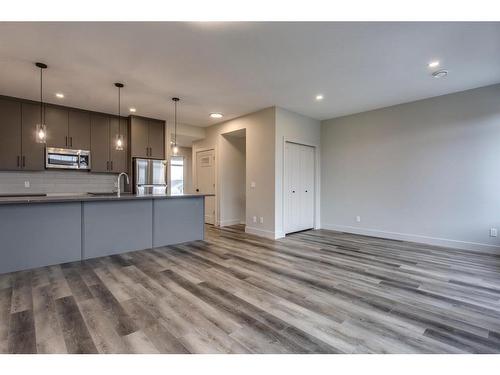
[116,172,130,197]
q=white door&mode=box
[284,142,315,234]
[195,149,216,224]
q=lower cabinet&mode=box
[0,203,82,274]
[82,200,153,259]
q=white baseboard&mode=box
[245,226,278,240]
[219,219,243,227]
[321,223,500,253]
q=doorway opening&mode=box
[220,129,246,229]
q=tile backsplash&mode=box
[0,170,118,195]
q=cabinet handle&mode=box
[65,136,68,147]
[110,161,113,171]
[70,137,73,147]
[17,156,20,167]
[22,156,25,168]
[107,161,109,170]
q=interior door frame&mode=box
[281,137,321,237]
[193,146,218,225]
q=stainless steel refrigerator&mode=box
[133,158,168,195]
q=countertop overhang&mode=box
[0,193,213,205]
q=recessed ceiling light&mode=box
[129,107,137,113]
[432,70,448,79]
[55,93,64,99]
[210,113,223,119]
[428,61,440,68]
[315,94,324,101]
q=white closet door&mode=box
[299,144,315,230]
[284,142,300,233]
[284,142,315,234]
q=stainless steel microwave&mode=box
[45,147,91,170]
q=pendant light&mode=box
[172,97,180,155]
[35,62,47,143]
[114,82,124,151]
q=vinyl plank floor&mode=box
[1,224,500,353]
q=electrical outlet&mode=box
[490,228,498,237]
[252,216,257,223]
[24,181,30,188]
[259,217,264,224]
[356,216,361,223]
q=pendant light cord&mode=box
[174,100,177,147]
[118,85,121,136]
[40,67,43,124]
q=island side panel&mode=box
[0,202,82,274]
[82,199,153,259]
[153,196,205,247]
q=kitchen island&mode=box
[0,193,210,274]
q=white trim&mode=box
[245,226,278,240]
[321,223,500,253]
[219,219,243,227]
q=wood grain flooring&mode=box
[1,224,500,353]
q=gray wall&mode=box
[321,84,500,252]
[275,107,321,238]
[0,170,117,195]
[193,107,276,238]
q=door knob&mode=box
[292,190,295,193]
[305,190,308,192]
[196,188,199,192]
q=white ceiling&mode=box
[0,22,499,127]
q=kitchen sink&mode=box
[87,192,131,197]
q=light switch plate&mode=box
[251,181,256,188]
[356,216,361,223]
[24,181,30,188]
[490,228,497,237]
[252,216,257,223]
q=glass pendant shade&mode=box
[36,123,47,144]
[115,133,124,151]
[114,83,125,151]
[172,144,179,155]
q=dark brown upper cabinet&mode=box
[21,102,45,170]
[90,114,128,173]
[68,110,90,150]
[45,105,69,148]
[45,106,91,150]
[130,116,165,159]
[0,98,22,170]
[0,98,44,171]
[148,119,165,159]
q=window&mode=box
[170,156,184,195]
